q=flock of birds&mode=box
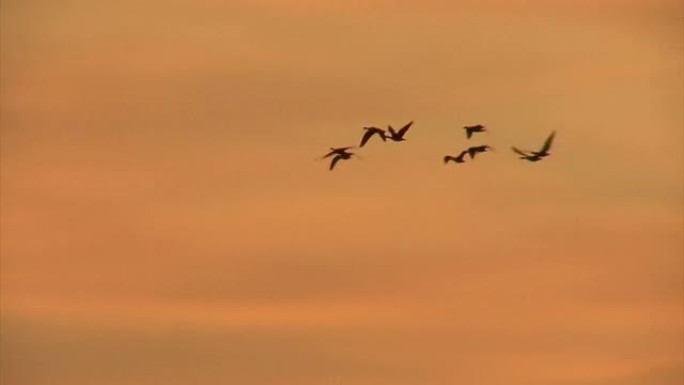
[320,121,556,170]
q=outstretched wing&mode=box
[321,146,353,159]
[511,146,530,157]
[539,131,556,153]
[329,155,341,170]
[465,128,472,139]
[458,150,469,160]
[321,150,336,159]
[359,130,374,147]
[387,126,397,136]
[397,121,413,136]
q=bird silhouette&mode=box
[359,127,386,147]
[386,121,414,142]
[321,146,354,159]
[443,150,468,164]
[466,145,492,159]
[463,124,486,139]
[329,151,354,170]
[512,131,556,162]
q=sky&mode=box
[1,0,682,384]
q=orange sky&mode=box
[1,0,682,384]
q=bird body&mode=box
[466,145,492,159]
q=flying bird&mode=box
[386,121,414,142]
[463,124,486,139]
[512,131,556,162]
[443,150,469,164]
[359,126,386,147]
[329,151,354,171]
[466,145,493,159]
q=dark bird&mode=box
[443,150,469,164]
[463,124,486,139]
[329,151,354,171]
[386,121,414,142]
[466,145,493,159]
[359,126,386,147]
[512,131,556,162]
[321,146,354,159]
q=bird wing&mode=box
[465,129,472,139]
[329,155,341,170]
[539,131,556,153]
[443,155,453,164]
[458,150,469,159]
[387,126,397,136]
[322,146,353,159]
[359,130,374,147]
[397,121,413,136]
[377,129,387,141]
[467,147,478,159]
[511,146,530,157]
[321,150,336,159]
